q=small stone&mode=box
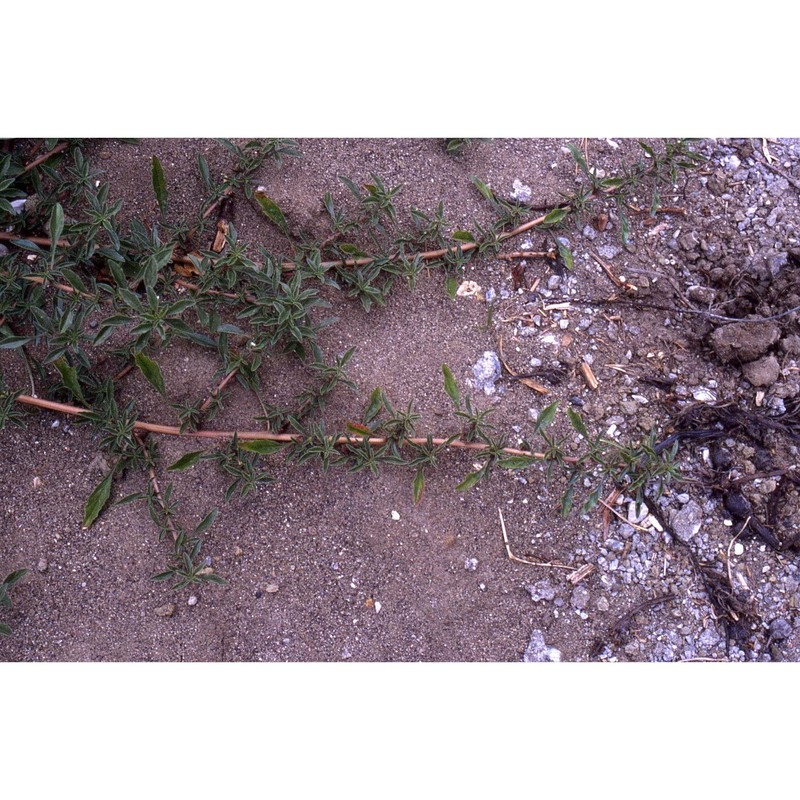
[187,595,198,606]
[155,603,176,617]
[742,356,780,387]
[465,557,479,571]
[265,583,279,594]
[391,510,401,521]
[33,476,43,489]
[233,546,243,556]
[769,618,792,641]
[36,558,48,572]
[523,629,562,662]
[570,585,590,610]
[596,596,610,612]
[733,542,745,556]
[527,580,556,602]
[255,590,263,599]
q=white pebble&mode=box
[391,510,400,521]
[733,543,744,556]
[187,595,198,606]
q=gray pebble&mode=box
[571,586,590,610]
[769,618,793,641]
[37,558,48,572]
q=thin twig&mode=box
[498,508,576,570]
[496,251,556,261]
[22,142,68,173]
[726,517,750,589]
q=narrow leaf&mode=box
[194,508,218,535]
[346,422,373,437]
[254,192,288,232]
[452,230,476,243]
[556,240,574,270]
[55,358,86,404]
[49,203,65,249]
[442,364,461,409]
[566,407,589,438]
[0,623,11,636]
[237,439,287,455]
[532,401,559,436]
[499,455,537,470]
[3,569,28,587]
[456,468,485,492]
[167,451,205,471]
[82,470,114,529]
[151,156,168,216]
[0,335,32,350]
[134,351,167,397]
[540,207,569,228]
[412,468,424,505]
[364,387,384,424]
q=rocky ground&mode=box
[1,137,799,662]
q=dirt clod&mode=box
[710,322,782,364]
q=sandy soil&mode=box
[2,137,799,661]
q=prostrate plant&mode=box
[0,137,700,601]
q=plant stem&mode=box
[134,431,179,542]
[14,392,578,462]
[22,142,68,173]
[199,367,239,413]
[0,232,71,248]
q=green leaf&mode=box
[194,508,218,535]
[556,240,573,270]
[339,243,368,257]
[619,207,631,244]
[255,192,288,232]
[456,468,485,492]
[445,276,459,300]
[0,622,11,636]
[364,387,384,424]
[566,143,590,176]
[452,230,475,243]
[560,487,575,518]
[151,156,168,216]
[60,268,89,295]
[499,455,537,470]
[82,471,114,529]
[3,569,28,588]
[200,573,228,586]
[49,202,64,250]
[150,571,175,582]
[346,422,373,437]
[540,207,569,228]
[471,177,496,205]
[134,352,167,397]
[54,359,86,404]
[412,468,424,505]
[197,154,211,190]
[566,407,589,438]
[0,335,32,350]
[532,401,559,436]
[237,439,287,455]
[167,451,205,471]
[442,364,461,409]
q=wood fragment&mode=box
[579,361,599,390]
[211,220,230,254]
[567,563,596,585]
[497,251,556,261]
[519,377,549,395]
